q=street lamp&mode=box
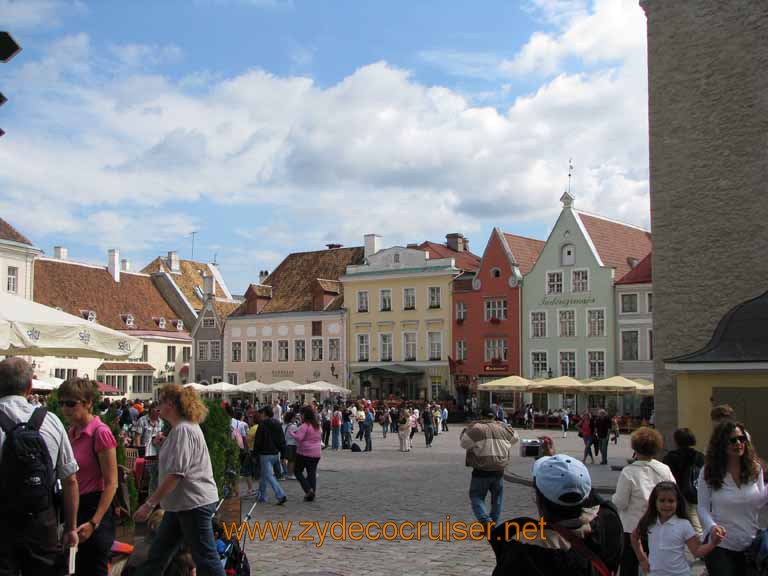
[0,31,22,138]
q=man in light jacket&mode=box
[460,413,519,526]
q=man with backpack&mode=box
[490,453,623,575]
[663,427,705,534]
[0,357,80,574]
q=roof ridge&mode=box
[37,257,109,271]
[501,231,546,243]
[575,210,651,233]
[284,245,363,257]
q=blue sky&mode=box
[0,0,649,294]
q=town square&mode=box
[0,1,767,575]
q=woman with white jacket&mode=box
[612,426,675,576]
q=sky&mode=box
[0,0,650,295]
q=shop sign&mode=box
[539,296,597,306]
[484,365,508,372]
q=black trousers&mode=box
[619,532,638,576]
[294,454,320,495]
[0,505,61,576]
[704,546,749,576]
[424,427,434,446]
[76,492,115,576]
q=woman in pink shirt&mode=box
[288,406,322,501]
[59,378,118,576]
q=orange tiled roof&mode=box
[316,279,341,293]
[212,299,241,320]
[616,253,652,285]
[0,217,33,246]
[34,259,185,333]
[97,363,155,372]
[417,241,481,272]
[234,246,364,315]
[141,257,230,311]
[576,212,652,279]
[502,233,546,275]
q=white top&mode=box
[273,403,282,422]
[283,422,298,446]
[647,516,696,576]
[697,466,768,551]
[612,459,676,532]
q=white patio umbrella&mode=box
[259,380,300,393]
[296,381,336,393]
[31,379,59,391]
[238,380,268,393]
[0,292,142,359]
[202,382,238,394]
[183,382,207,391]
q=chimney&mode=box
[121,259,131,272]
[259,270,269,283]
[326,243,343,249]
[108,249,120,282]
[364,234,382,258]
[167,250,180,272]
[53,246,68,260]
[446,233,466,253]
[203,274,217,297]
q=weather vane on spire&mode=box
[567,158,574,195]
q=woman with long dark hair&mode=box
[288,406,322,502]
[698,420,768,575]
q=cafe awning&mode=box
[355,364,424,376]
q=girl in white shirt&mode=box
[632,481,721,575]
[697,421,768,576]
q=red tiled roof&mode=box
[502,233,546,275]
[417,241,481,272]
[615,253,652,285]
[234,247,365,315]
[316,279,341,293]
[34,259,185,333]
[97,363,155,372]
[245,284,273,299]
[212,299,241,320]
[0,217,33,246]
[576,212,652,279]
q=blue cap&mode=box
[532,454,591,507]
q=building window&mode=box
[227,373,239,386]
[649,330,654,360]
[202,317,215,328]
[531,352,548,378]
[561,244,575,266]
[393,253,400,263]
[6,266,17,293]
[328,338,340,361]
[380,333,393,362]
[531,311,547,338]
[197,341,209,361]
[647,293,653,313]
[456,340,466,361]
[428,287,441,309]
[141,344,148,362]
[294,340,306,362]
[278,340,289,362]
[311,338,323,361]
[166,346,175,363]
[456,301,467,321]
[431,376,442,399]
[211,341,221,361]
[588,351,605,378]
[380,289,392,311]
[560,351,576,377]
[212,377,222,384]
[547,271,563,294]
[262,341,272,362]
[622,331,639,361]
[247,341,258,362]
[312,321,322,336]
[621,293,639,314]
[491,267,501,278]
[587,309,605,337]
[132,375,141,393]
[485,299,508,321]
[158,318,166,329]
[484,338,507,362]
[182,347,191,363]
[572,270,589,293]
[404,332,416,361]
[357,291,369,313]
[428,332,442,361]
[559,310,576,337]
[357,334,369,362]
[403,288,416,310]
[118,375,127,395]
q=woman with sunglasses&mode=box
[698,420,768,575]
[58,378,118,576]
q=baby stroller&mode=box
[211,474,251,576]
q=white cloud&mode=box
[108,43,184,68]
[0,0,62,30]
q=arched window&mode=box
[561,244,575,266]
[491,267,501,278]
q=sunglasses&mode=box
[60,400,81,408]
[728,435,748,445]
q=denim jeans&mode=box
[583,436,594,460]
[135,502,225,576]
[364,425,372,451]
[331,428,341,449]
[598,437,609,464]
[381,423,388,438]
[469,474,504,525]
[259,454,286,501]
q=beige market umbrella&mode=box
[183,382,207,391]
[477,375,536,392]
[238,379,268,393]
[580,375,639,393]
[633,379,655,396]
[202,382,238,394]
[529,375,585,393]
[0,291,142,359]
[258,380,301,393]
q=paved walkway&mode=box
[236,425,705,575]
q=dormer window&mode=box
[158,317,166,329]
[175,320,184,331]
[194,286,204,300]
[123,314,135,328]
[86,311,96,323]
[561,244,575,266]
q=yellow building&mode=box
[341,235,463,401]
[666,290,768,452]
